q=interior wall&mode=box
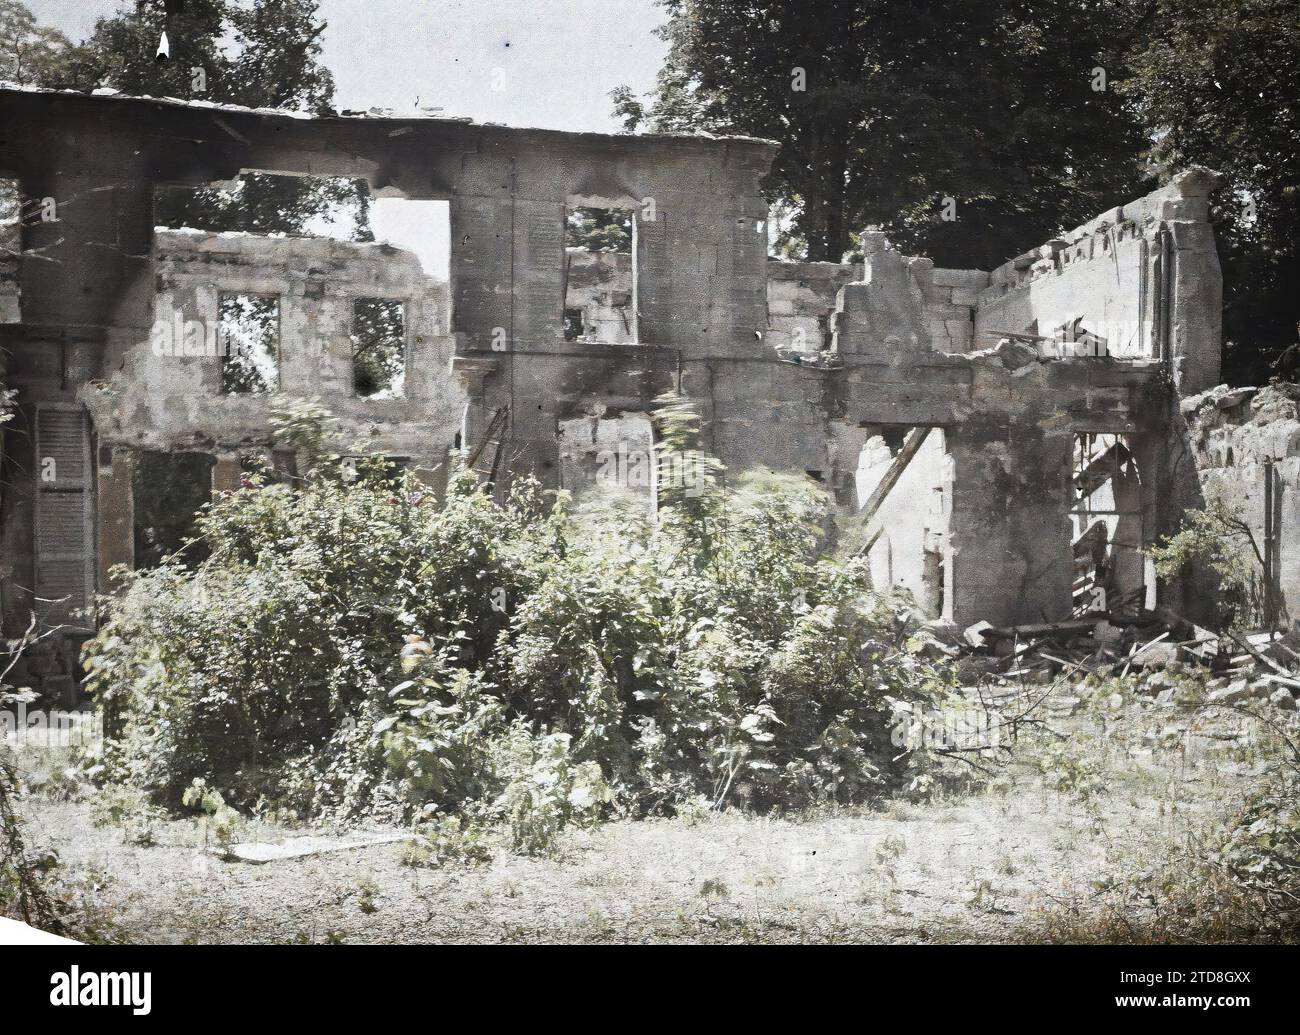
[972,168,1224,392]
[557,411,656,515]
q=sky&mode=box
[25,0,669,132]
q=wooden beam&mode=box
[852,426,932,557]
[466,406,508,469]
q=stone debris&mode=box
[955,604,1300,716]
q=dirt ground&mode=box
[10,687,1287,944]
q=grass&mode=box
[5,673,1298,944]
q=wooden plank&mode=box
[466,406,508,469]
[858,426,931,522]
[852,426,932,557]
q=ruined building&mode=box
[0,85,1236,695]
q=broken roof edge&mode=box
[0,81,780,152]
[985,167,1226,282]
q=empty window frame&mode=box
[1071,433,1145,616]
[218,293,280,394]
[562,205,636,344]
[855,426,947,618]
[562,307,584,342]
[351,298,406,398]
[133,451,215,570]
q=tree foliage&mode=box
[45,0,362,238]
[565,207,633,253]
[1124,0,1300,384]
[614,0,1150,266]
[53,0,333,112]
[83,400,950,842]
[1149,494,1266,630]
[0,0,72,86]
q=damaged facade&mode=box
[0,85,1234,695]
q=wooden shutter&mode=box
[34,405,95,629]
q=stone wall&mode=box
[766,261,860,353]
[83,228,461,469]
[564,248,634,344]
[766,259,982,355]
[973,168,1224,392]
[0,85,1226,639]
[1185,383,1300,626]
[562,198,1202,627]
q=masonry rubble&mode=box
[0,83,1248,697]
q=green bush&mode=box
[83,397,946,845]
[1149,494,1265,630]
[1217,766,1300,917]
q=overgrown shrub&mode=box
[1,752,62,933]
[1149,494,1266,630]
[83,397,946,847]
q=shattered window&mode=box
[351,298,406,398]
[219,293,280,394]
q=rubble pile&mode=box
[920,606,1300,719]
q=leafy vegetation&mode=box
[1124,0,1300,385]
[0,0,70,85]
[564,207,633,254]
[82,398,946,853]
[613,0,1148,267]
[1148,494,1265,630]
[0,751,61,933]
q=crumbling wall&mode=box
[916,267,985,354]
[0,87,1227,637]
[766,259,982,356]
[1185,383,1300,626]
[824,233,1166,628]
[973,168,1224,391]
[84,229,461,467]
[766,261,859,353]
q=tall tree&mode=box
[57,0,335,112]
[614,0,1150,268]
[0,0,72,86]
[1125,0,1300,385]
[55,0,360,237]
